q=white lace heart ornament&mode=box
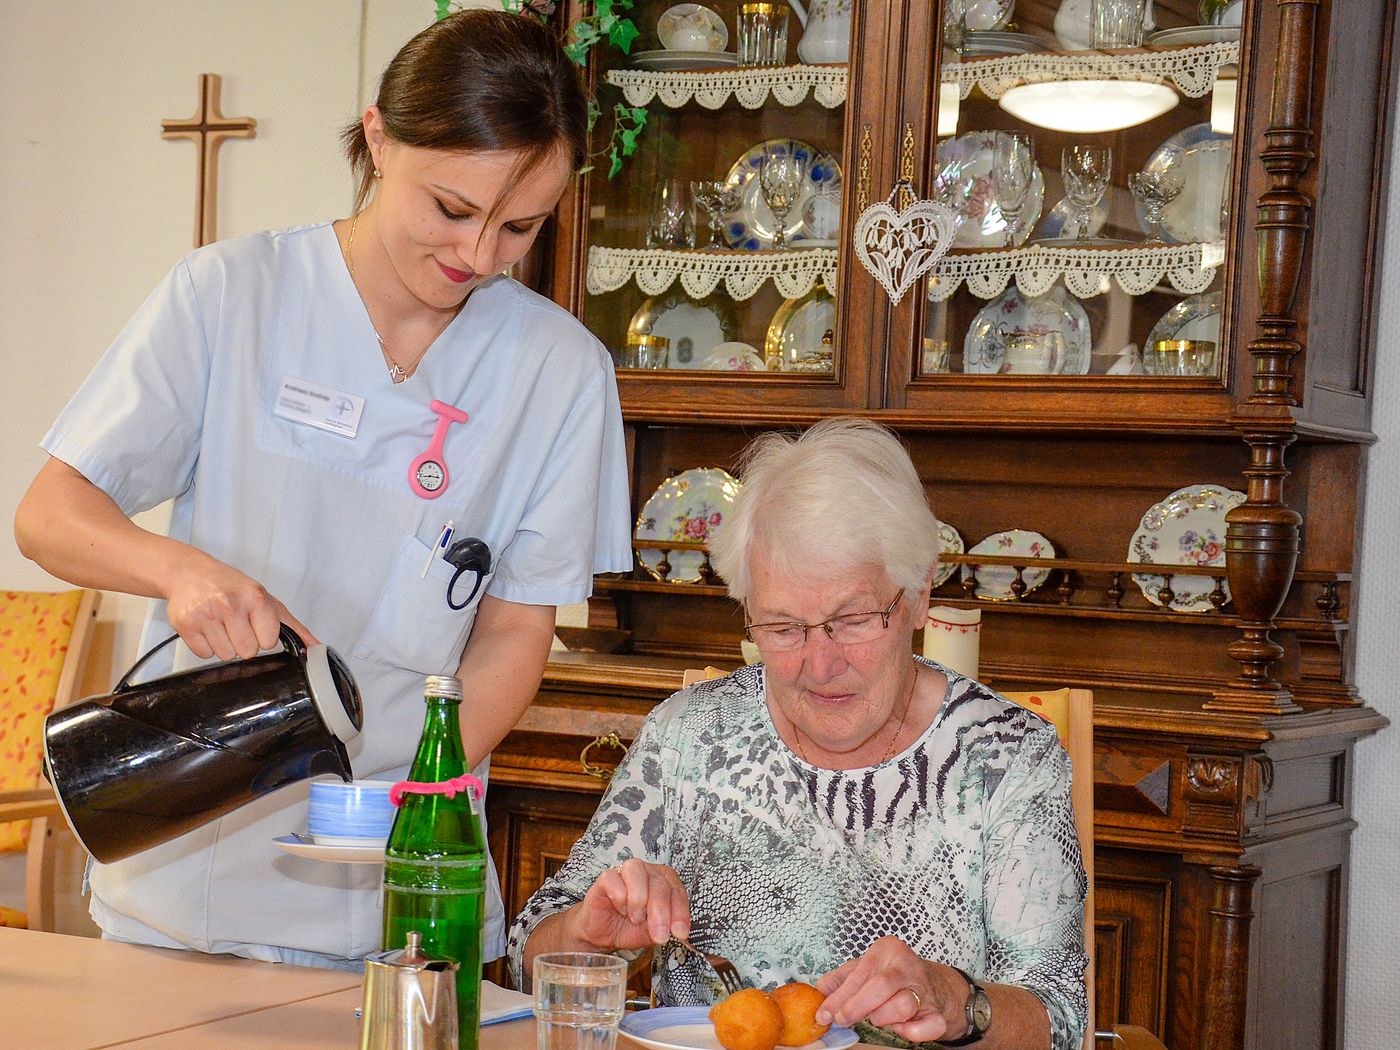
[853,183,957,306]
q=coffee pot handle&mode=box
[114,624,306,693]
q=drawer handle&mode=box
[580,732,626,781]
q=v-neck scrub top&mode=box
[40,222,633,965]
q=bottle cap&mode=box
[423,675,463,700]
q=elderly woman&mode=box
[507,418,1087,1050]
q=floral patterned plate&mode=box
[933,520,965,589]
[722,139,843,250]
[621,1007,858,1050]
[635,467,742,582]
[964,285,1092,375]
[1128,484,1244,611]
[934,130,1046,249]
[963,529,1056,600]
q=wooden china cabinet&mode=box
[485,1,1395,1047]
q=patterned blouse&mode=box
[507,660,1088,1050]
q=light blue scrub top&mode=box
[41,221,632,965]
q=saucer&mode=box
[273,834,386,864]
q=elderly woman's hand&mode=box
[565,858,692,953]
[813,935,970,1043]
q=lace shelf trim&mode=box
[605,63,848,110]
[927,241,1226,301]
[945,42,1240,100]
[587,246,839,300]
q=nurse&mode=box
[13,10,631,969]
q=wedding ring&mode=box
[905,986,923,1014]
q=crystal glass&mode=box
[737,2,789,65]
[691,178,745,248]
[1091,0,1147,47]
[1129,169,1185,241]
[759,147,804,248]
[533,952,628,1050]
[647,179,694,249]
[942,0,968,55]
[990,132,1035,248]
[1061,145,1112,241]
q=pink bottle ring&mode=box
[389,773,485,807]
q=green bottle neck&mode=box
[407,696,467,782]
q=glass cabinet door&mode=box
[567,0,877,410]
[902,0,1241,402]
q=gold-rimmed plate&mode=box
[963,529,1055,600]
[635,468,741,583]
[627,292,736,369]
[766,288,836,372]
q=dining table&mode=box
[0,927,880,1050]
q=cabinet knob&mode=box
[580,732,627,781]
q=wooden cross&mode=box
[161,74,257,248]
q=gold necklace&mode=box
[345,212,416,383]
[792,663,919,767]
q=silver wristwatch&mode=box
[940,965,992,1046]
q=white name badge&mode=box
[274,374,365,438]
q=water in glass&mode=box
[533,952,628,1050]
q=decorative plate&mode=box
[698,342,766,371]
[723,139,843,250]
[961,30,1045,54]
[963,529,1056,600]
[628,293,736,368]
[934,131,1046,249]
[635,467,742,582]
[964,0,1016,32]
[657,4,729,52]
[1128,484,1245,611]
[933,520,965,589]
[1144,291,1222,371]
[1146,25,1240,47]
[1134,123,1233,243]
[964,286,1092,375]
[1037,196,1108,241]
[273,834,384,865]
[629,49,740,70]
[766,289,836,371]
[620,1007,859,1050]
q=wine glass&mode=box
[1129,169,1185,241]
[759,146,804,248]
[692,177,746,248]
[990,132,1035,248]
[1061,145,1112,242]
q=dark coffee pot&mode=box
[44,625,362,864]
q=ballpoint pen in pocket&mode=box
[421,520,455,578]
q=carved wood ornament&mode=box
[161,74,257,248]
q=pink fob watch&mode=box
[409,400,468,499]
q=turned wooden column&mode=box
[1200,864,1261,1050]
[1215,0,1319,714]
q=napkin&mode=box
[482,980,535,1026]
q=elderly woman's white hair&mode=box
[709,417,941,602]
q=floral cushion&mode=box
[0,590,86,854]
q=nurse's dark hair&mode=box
[342,9,588,211]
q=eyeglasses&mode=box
[744,589,904,652]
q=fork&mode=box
[677,936,745,995]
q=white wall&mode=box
[0,1,1396,1041]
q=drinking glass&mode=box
[1148,339,1217,376]
[1061,145,1112,241]
[1129,169,1185,241]
[942,0,968,55]
[647,179,695,249]
[737,3,789,65]
[533,952,628,1050]
[759,147,804,248]
[691,177,745,247]
[629,334,670,369]
[990,132,1035,248]
[1091,0,1147,47]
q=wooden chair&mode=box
[0,589,100,931]
[1001,688,1167,1050]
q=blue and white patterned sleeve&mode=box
[981,723,1089,1050]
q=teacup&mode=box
[307,779,395,845]
[657,4,728,51]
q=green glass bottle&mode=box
[382,674,485,1050]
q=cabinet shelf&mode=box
[586,245,838,300]
[930,240,1224,301]
[944,41,1240,101]
[605,63,848,110]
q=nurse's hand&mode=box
[165,553,319,661]
[567,858,692,953]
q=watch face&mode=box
[415,460,445,491]
[972,987,993,1032]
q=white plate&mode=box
[1128,484,1244,611]
[1146,25,1240,47]
[962,30,1045,54]
[619,1007,858,1050]
[628,293,735,368]
[1135,123,1232,243]
[657,5,728,52]
[698,342,766,371]
[635,468,742,582]
[933,521,965,589]
[964,286,1092,375]
[273,834,385,865]
[766,290,836,371]
[630,49,739,70]
[723,139,843,250]
[1145,291,1222,367]
[935,131,1045,249]
[1038,196,1107,241]
[963,530,1055,600]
